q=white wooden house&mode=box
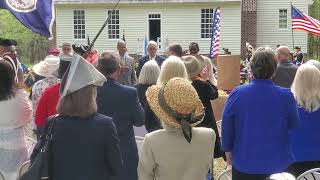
[53,0,313,56]
[256,0,313,53]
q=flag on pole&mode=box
[0,0,55,38]
[143,35,148,56]
[87,35,91,46]
[291,5,320,36]
[122,30,126,42]
[209,7,221,59]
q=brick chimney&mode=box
[241,0,257,59]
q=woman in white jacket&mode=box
[0,60,32,180]
[138,77,216,180]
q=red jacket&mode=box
[86,53,99,64]
[35,83,60,128]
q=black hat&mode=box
[0,38,17,47]
[294,46,301,50]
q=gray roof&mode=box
[54,0,240,4]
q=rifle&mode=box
[73,0,121,58]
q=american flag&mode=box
[210,7,221,59]
[291,5,320,36]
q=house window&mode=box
[108,10,120,39]
[201,9,214,39]
[149,14,161,19]
[279,9,288,29]
[73,10,86,39]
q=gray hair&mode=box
[291,64,320,112]
[147,40,158,49]
[306,60,320,70]
[139,60,160,85]
[117,40,126,47]
[250,47,277,79]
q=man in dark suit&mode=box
[273,46,298,88]
[293,46,304,66]
[136,40,165,77]
[96,52,145,180]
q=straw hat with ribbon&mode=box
[146,77,205,143]
[60,54,106,97]
[182,55,205,79]
[33,55,60,78]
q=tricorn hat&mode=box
[60,54,106,97]
[0,38,17,47]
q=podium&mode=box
[211,95,228,122]
[217,55,241,90]
[212,55,241,121]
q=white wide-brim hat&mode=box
[33,55,60,77]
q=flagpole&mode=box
[88,0,121,51]
[291,27,295,51]
[291,2,295,51]
[209,8,216,59]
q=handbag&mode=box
[20,116,57,180]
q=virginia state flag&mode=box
[0,0,54,38]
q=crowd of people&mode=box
[0,37,319,180]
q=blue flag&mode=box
[143,35,148,56]
[0,0,54,38]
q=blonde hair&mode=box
[157,56,188,86]
[306,60,320,70]
[139,60,160,85]
[291,64,320,112]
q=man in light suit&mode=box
[136,40,165,78]
[117,40,137,86]
[97,52,145,180]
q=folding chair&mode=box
[217,168,232,180]
[268,172,295,180]
[297,168,320,180]
[18,160,31,179]
[216,120,222,137]
[0,171,4,180]
[25,136,37,157]
[135,136,145,156]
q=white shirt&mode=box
[0,89,32,132]
[149,55,156,61]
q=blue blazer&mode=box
[97,79,145,180]
[31,114,123,180]
[136,54,165,77]
[290,108,320,162]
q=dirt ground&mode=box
[214,158,228,179]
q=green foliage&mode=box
[308,0,320,60]
[0,9,49,64]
